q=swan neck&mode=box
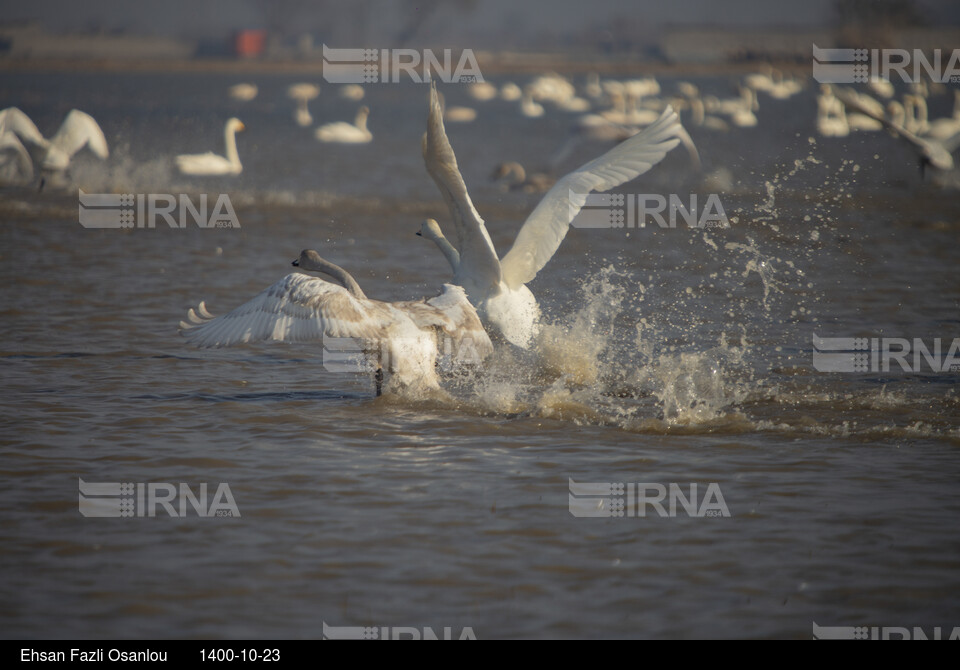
[913,95,927,124]
[431,233,461,272]
[225,124,241,169]
[355,110,368,132]
[319,260,366,299]
[691,97,704,126]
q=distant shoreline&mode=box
[0,55,812,77]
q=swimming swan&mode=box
[176,118,245,176]
[420,82,682,348]
[490,161,555,193]
[315,106,372,143]
[229,83,258,101]
[288,83,320,127]
[180,249,493,395]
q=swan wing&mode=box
[0,130,35,180]
[180,273,390,348]
[941,128,960,154]
[49,110,109,160]
[398,285,494,363]
[0,107,47,146]
[430,284,495,360]
[834,87,954,165]
[500,106,682,289]
[422,81,502,292]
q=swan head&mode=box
[676,81,699,99]
[416,218,445,240]
[292,249,325,269]
[226,118,246,134]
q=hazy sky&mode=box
[2,0,958,48]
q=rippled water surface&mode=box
[2,70,959,639]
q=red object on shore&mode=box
[234,30,265,58]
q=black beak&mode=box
[415,231,422,236]
[292,259,299,267]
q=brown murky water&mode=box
[1,71,959,639]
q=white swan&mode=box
[520,87,544,118]
[767,71,803,100]
[835,86,960,175]
[903,94,930,135]
[925,90,960,141]
[709,87,758,128]
[574,113,639,141]
[339,84,365,101]
[744,65,775,93]
[180,249,493,395]
[315,106,372,143]
[817,85,850,137]
[747,66,801,99]
[490,162,555,193]
[288,83,320,127]
[176,118,245,176]
[556,95,591,113]
[500,82,522,101]
[584,72,603,99]
[835,87,884,131]
[867,77,895,99]
[40,109,109,172]
[420,82,682,348]
[229,83,258,101]
[527,74,576,104]
[467,81,498,102]
[444,106,477,123]
[687,96,730,132]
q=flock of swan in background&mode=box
[3,66,959,188]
